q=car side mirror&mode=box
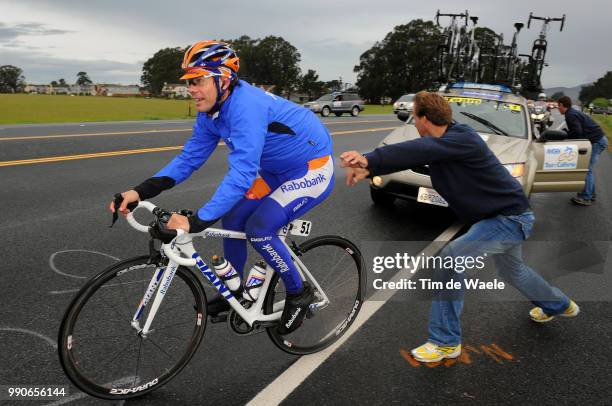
[397,111,411,122]
[539,129,568,142]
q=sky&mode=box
[1,0,610,89]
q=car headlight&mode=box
[503,163,525,178]
[393,103,398,109]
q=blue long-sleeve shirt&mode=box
[564,107,605,144]
[365,123,530,223]
[155,80,333,220]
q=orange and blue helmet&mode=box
[180,40,240,81]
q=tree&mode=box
[298,69,325,100]
[591,97,609,107]
[59,78,67,86]
[249,36,301,96]
[227,35,258,84]
[51,80,58,86]
[324,79,343,92]
[551,91,565,101]
[76,71,93,86]
[579,71,612,105]
[354,20,441,103]
[141,47,185,96]
[0,65,26,93]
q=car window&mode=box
[443,96,528,139]
[317,94,333,101]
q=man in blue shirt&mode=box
[341,91,578,362]
[110,41,334,334]
[558,96,608,206]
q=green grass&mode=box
[362,104,394,115]
[0,94,195,124]
[592,115,612,151]
[0,95,394,124]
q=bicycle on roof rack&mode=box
[521,13,566,92]
[435,9,470,83]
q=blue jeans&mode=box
[428,211,570,346]
[578,136,608,200]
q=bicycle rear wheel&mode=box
[265,236,364,355]
[58,256,207,400]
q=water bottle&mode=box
[243,260,267,302]
[211,255,241,292]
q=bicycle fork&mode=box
[131,260,182,337]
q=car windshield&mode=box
[317,94,334,101]
[397,94,414,102]
[445,96,527,139]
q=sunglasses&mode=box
[186,77,206,86]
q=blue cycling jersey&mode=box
[154,80,333,221]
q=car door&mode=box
[332,94,343,112]
[529,138,592,193]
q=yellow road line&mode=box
[0,128,192,142]
[332,127,397,135]
[0,126,397,167]
[0,119,397,142]
[325,119,397,125]
[0,146,183,167]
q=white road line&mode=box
[246,222,464,406]
[0,327,57,350]
[49,250,120,279]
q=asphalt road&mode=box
[0,112,610,405]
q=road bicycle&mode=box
[435,9,469,82]
[521,13,566,92]
[58,200,364,400]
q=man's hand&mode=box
[109,190,140,218]
[167,214,190,232]
[345,167,370,186]
[340,151,369,168]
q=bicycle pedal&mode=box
[210,314,228,324]
[306,308,315,319]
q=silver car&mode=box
[393,93,415,114]
[304,92,365,117]
[369,83,593,207]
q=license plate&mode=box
[417,187,449,207]
[290,220,312,236]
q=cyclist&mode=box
[109,40,334,335]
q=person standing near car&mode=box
[558,96,608,206]
[340,91,579,363]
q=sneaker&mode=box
[529,300,580,323]
[571,196,592,206]
[277,282,314,335]
[411,342,461,363]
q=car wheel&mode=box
[334,112,343,117]
[321,106,331,117]
[370,187,395,206]
[351,106,360,117]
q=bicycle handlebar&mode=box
[123,201,197,267]
[126,201,157,232]
[528,12,566,31]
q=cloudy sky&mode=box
[1,0,610,88]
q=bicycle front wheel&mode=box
[58,256,207,400]
[265,236,365,355]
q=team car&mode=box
[369,82,593,207]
